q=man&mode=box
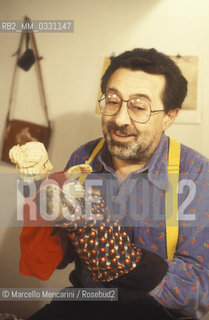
[17,48,209,319]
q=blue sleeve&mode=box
[150,160,209,319]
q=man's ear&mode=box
[162,108,180,131]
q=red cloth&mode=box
[19,226,63,280]
[19,172,68,280]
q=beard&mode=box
[102,119,160,163]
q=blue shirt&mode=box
[65,133,209,319]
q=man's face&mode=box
[102,68,176,163]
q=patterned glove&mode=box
[54,189,142,282]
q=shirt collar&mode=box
[96,133,170,190]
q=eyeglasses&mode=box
[98,92,165,124]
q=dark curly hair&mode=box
[101,48,187,113]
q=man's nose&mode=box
[114,101,132,127]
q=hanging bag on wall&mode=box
[17,29,35,71]
[1,16,52,164]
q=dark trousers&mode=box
[26,288,194,320]
[27,301,169,320]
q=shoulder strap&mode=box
[30,24,50,126]
[165,137,181,260]
[7,32,24,122]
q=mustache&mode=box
[106,121,138,136]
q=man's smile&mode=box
[111,128,136,142]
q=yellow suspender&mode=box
[77,136,180,260]
[84,137,105,166]
[77,138,105,186]
[166,137,180,260]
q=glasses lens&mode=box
[128,98,150,123]
[99,93,121,115]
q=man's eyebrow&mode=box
[106,87,120,94]
[106,87,151,102]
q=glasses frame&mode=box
[98,93,165,124]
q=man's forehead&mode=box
[106,68,166,100]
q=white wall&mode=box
[0,0,209,318]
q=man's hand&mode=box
[9,141,53,180]
[66,164,92,179]
[65,164,92,197]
